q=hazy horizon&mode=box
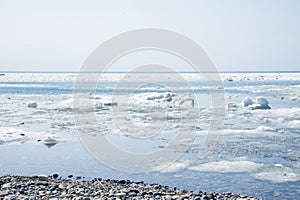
[1,0,299,72]
[1,68,300,73]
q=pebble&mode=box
[52,174,59,179]
[38,175,48,181]
[1,183,11,189]
[0,175,260,199]
[36,181,49,186]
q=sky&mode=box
[0,0,299,72]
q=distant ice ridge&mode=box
[1,72,300,83]
[220,72,300,82]
[197,126,277,136]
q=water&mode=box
[0,72,299,199]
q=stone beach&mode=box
[0,175,259,200]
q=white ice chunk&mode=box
[290,96,300,101]
[241,97,254,107]
[154,160,190,173]
[256,96,269,105]
[241,96,271,109]
[287,120,300,128]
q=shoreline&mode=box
[0,175,259,200]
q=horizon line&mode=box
[1,70,300,74]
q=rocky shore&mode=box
[0,175,259,200]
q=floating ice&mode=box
[287,120,300,128]
[0,127,63,146]
[249,97,271,110]
[253,107,300,121]
[241,97,254,107]
[198,126,277,135]
[188,160,263,173]
[251,164,300,183]
[255,126,276,132]
[241,96,271,109]
[154,160,190,173]
[290,96,300,101]
[43,137,59,148]
[0,127,28,144]
[256,96,269,105]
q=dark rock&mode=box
[202,195,209,200]
[38,175,48,181]
[118,180,126,184]
[52,174,59,179]
[130,189,140,194]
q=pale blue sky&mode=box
[0,0,299,72]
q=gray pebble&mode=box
[0,175,260,200]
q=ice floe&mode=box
[154,160,190,173]
[197,126,277,135]
[251,164,300,183]
[43,137,59,148]
[241,97,254,107]
[287,120,300,128]
[241,96,271,110]
[188,160,263,173]
[290,95,300,101]
[253,107,300,119]
[0,127,63,146]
